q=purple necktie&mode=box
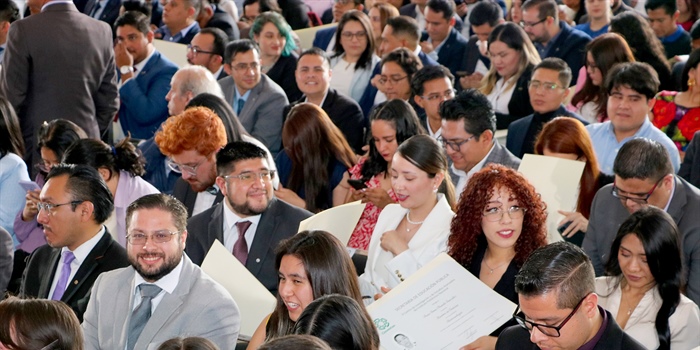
[51,251,76,301]
[233,221,252,265]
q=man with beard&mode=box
[185,141,312,293]
[19,165,128,321]
[82,193,240,350]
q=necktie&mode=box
[90,1,101,17]
[127,284,162,350]
[51,251,75,301]
[233,221,252,264]
[236,99,245,115]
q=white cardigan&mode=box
[595,276,700,349]
[359,194,454,298]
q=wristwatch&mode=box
[120,65,134,74]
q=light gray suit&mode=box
[81,255,240,349]
[0,2,119,173]
[219,74,288,155]
[449,139,522,190]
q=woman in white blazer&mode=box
[359,135,456,300]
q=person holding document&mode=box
[359,135,456,301]
[247,230,365,350]
[448,164,548,350]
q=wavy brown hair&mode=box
[448,164,547,268]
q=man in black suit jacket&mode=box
[185,142,312,293]
[187,28,230,80]
[19,165,129,321]
[283,48,365,153]
[197,0,239,41]
[494,242,644,350]
[83,0,121,28]
[419,0,468,77]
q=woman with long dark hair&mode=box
[0,297,84,350]
[597,207,700,349]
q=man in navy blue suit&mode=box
[83,0,121,28]
[154,0,201,44]
[115,12,178,140]
[312,0,364,52]
[419,0,468,77]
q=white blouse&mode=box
[486,76,516,115]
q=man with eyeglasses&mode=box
[583,138,700,305]
[115,11,178,140]
[186,28,231,80]
[411,65,456,139]
[496,242,645,350]
[20,164,128,321]
[521,0,591,84]
[283,48,364,153]
[185,141,312,293]
[506,58,586,158]
[439,89,520,195]
[82,193,240,349]
[219,39,288,155]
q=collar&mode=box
[134,46,156,69]
[214,65,225,78]
[610,116,651,141]
[303,89,329,107]
[235,86,252,102]
[175,21,198,40]
[61,226,106,267]
[467,141,495,178]
[222,200,262,233]
[660,25,685,43]
[41,0,73,11]
[412,45,422,57]
[133,253,184,294]
[579,306,608,350]
[663,176,676,212]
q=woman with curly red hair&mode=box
[449,164,547,350]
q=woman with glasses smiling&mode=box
[448,164,547,350]
[596,207,700,350]
[374,48,423,106]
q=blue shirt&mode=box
[0,153,30,246]
[574,23,609,39]
[661,24,686,44]
[586,118,681,175]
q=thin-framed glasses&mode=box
[528,80,563,92]
[187,45,216,55]
[166,158,203,177]
[223,170,276,184]
[482,206,526,222]
[378,75,408,85]
[611,176,666,205]
[420,89,456,102]
[437,135,476,152]
[341,31,367,41]
[126,230,180,245]
[231,62,261,72]
[37,201,84,214]
[513,293,590,337]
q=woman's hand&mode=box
[557,210,589,237]
[362,187,394,209]
[274,184,307,209]
[380,230,409,256]
[373,286,393,300]
[22,189,41,222]
[460,335,497,350]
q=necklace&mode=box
[482,259,509,274]
[404,212,425,232]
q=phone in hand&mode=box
[19,180,41,192]
[347,179,368,190]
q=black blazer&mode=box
[283,88,366,153]
[83,0,121,28]
[680,131,700,188]
[185,198,312,294]
[496,64,535,130]
[172,178,224,218]
[19,230,128,321]
[425,27,469,77]
[506,105,588,159]
[205,6,240,41]
[267,53,303,103]
[461,35,490,75]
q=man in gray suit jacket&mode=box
[82,194,240,350]
[582,138,700,306]
[439,89,521,196]
[219,39,288,155]
[0,0,119,175]
[185,141,312,293]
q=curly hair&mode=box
[448,164,547,268]
[155,106,227,157]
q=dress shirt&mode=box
[192,185,219,217]
[487,76,516,115]
[122,47,155,84]
[222,201,262,254]
[48,227,106,298]
[162,21,198,42]
[452,141,495,195]
[234,86,251,112]
[131,257,184,313]
[329,59,355,97]
[535,27,562,58]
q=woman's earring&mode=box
[689,77,696,88]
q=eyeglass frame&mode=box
[126,230,181,245]
[222,170,276,184]
[37,201,84,214]
[230,61,261,72]
[528,80,564,92]
[482,205,527,222]
[187,44,217,56]
[378,75,408,85]
[513,293,590,338]
[519,17,547,28]
[437,135,476,152]
[166,158,206,177]
[340,31,367,41]
[419,89,457,102]
[611,176,666,205]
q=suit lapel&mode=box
[38,249,62,298]
[116,271,137,350]
[246,199,279,277]
[241,77,264,117]
[208,204,225,246]
[62,232,112,302]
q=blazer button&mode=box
[256,258,261,263]
[73,280,78,285]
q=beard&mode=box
[129,248,183,282]
[227,194,271,216]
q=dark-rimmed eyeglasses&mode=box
[378,75,408,85]
[126,230,180,245]
[437,135,476,152]
[513,293,590,337]
[187,45,216,55]
[611,176,666,205]
[519,18,546,28]
[37,201,84,213]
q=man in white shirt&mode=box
[411,65,455,139]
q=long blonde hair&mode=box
[480,22,541,95]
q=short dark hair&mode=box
[114,11,151,35]
[381,48,423,85]
[605,62,659,100]
[45,164,114,224]
[613,138,673,180]
[36,120,88,170]
[522,0,558,21]
[62,138,146,179]
[645,0,677,15]
[126,194,188,233]
[257,335,332,350]
[183,0,202,17]
[298,47,331,67]
[469,1,502,27]
[691,18,700,40]
[216,141,269,176]
[156,336,220,350]
[0,0,19,24]
[411,65,454,97]
[386,16,420,43]
[533,57,572,88]
[224,39,259,65]
[426,0,454,20]
[439,89,496,138]
[682,49,700,91]
[515,241,595,309]
[199,27,229,57]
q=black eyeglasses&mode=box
[611,176,666,205]
[437,135,476,152]
[187,45,216,55]
[519,17,546,28]
[513,293,590,337]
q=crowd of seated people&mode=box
[4,0,700,348]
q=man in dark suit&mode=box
[219,39,288,155]
[419,0,467,76]
[187,28,230,80]
[186,142,312,293]
[521,0,591,84]
[83,0,120,27]
[458,1,503,91]
[440,89,521,196]
[583,138,700,306]
[283,48,365,153]
[197,0,239,41]
[116,12,178,140]
[154,0,201,44]
[0,0,119,176]
[412,65,455,138]
[0,227,11,296]
[20,165,129,321]
[312,0,364,51]
[495,242,645,350]
[507,58,587,158]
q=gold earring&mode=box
[689,77,696,88]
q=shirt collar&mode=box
[134,46,156,71]
[660,25,685,43]
[235,86,252,102]
[222,200,262,232]
[61,226,106,266]
[303,89,329,107]
[133,253,184,295]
